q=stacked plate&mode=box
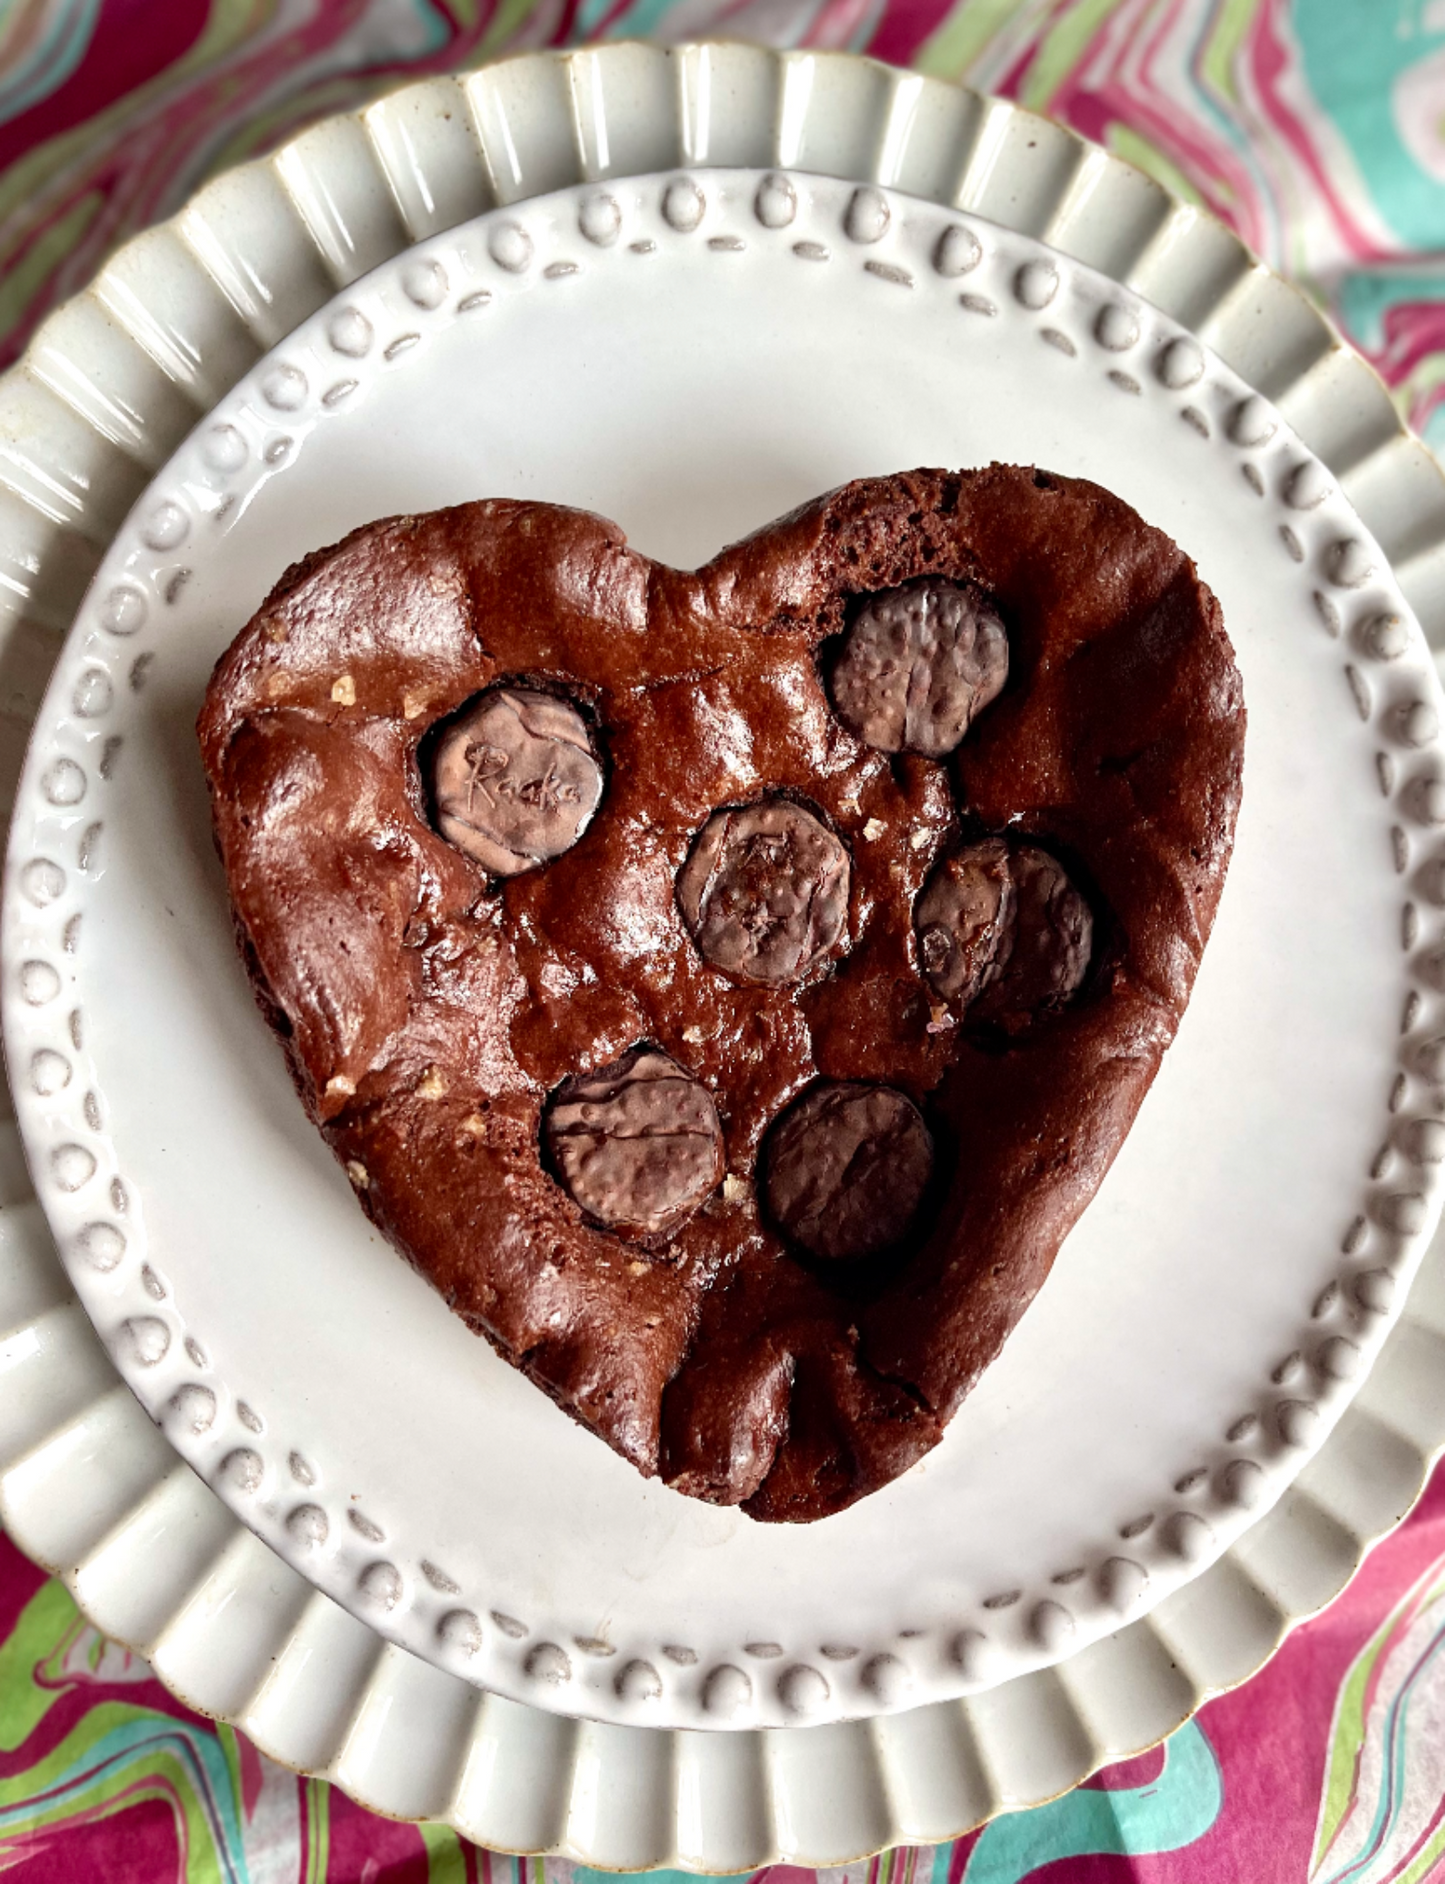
[4,43,1445,1869]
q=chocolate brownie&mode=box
[198,466,1245,1522]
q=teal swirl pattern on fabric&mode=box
[7,2,1445,1877]
[959,1722,1223,1881]
[1311,1545,1445,1884]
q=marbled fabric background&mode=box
[5,1,1445,1877]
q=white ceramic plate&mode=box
[8,158,1445,1737]
[4,44,1445,1864]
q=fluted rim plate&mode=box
[1,43,1445,1866]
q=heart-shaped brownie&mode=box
[199,466,1244,1523]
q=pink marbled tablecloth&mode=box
[6,3,1445,1878]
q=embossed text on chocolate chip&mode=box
[763,1081,934,1262]
[676,799,849,986]
[432,686,603,876]
[544,1046,725,1238]
[916,838,1092,1030]
[831,578,1008,756]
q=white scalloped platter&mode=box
[5,47,1445,1865]
[7,154,1445,1742]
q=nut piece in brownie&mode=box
[198,466,1244,1523]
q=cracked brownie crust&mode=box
[198,465,1245,1523]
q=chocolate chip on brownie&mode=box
[831,578,1008,756]
[763,1081,933,1262]
[544,1045,725,1237]
[916,838,1092,1029]
[432,686,603,876]
[676,798,850,986]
